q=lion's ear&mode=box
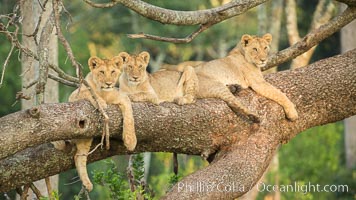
[88,56,101,71]
[112,56,123,70]
[241,34,253,47]
[139,51,150,65]
[262,33,272,44]
[118,52,130,64]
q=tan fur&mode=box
[54,56,137,192]
[165,34,298,122]
[161,61,205,72]
[118,51,198,105]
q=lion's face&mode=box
[240,33,272,68]
[88,56,123,91]
[119,51,150,86]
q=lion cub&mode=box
[167,34,298,121]
[118,51,198,105]
[55,56,137,191]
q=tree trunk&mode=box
[0,49,355,199]
[341,4,356,169]
[20,0,58,198]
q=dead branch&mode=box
[263,6,356,71]
[127,24,212,43]
[0,44,14,88]
[48,73,79,87]
[52,0,83,79]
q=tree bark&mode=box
[0,49,355,197]
[341,5,356,169]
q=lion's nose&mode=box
[260,58,266,62]
[105,82,113,86]
[132,76,139,80]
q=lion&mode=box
[163,33,298,122]
[118,51,198,105]
[53,56,137,192]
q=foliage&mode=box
[39,190,60,200]
[92,159,133,200]
[257,122,355,200]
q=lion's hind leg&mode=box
[73,138,94,192]
[175,66,199,105]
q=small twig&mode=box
[37,0,45,10]
[29,183,43,199]
[49,64,79,83]
[48,73,79,87]
[0,44,15,88]
[63,176,81,185]
[127,155,136,192]
[19,185,29,200]
[45,177,52,199]
[127,23,212,43]
[61,2,73,31]
[16,91,31,101]
[82,0,119,8]
[78,186,91,200]
[23,79,38,89]
[87,143,103,155]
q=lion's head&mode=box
[239,33,272,68]
[119,51,150,86]
[88,56,123,91]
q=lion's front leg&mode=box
[129,92,160,105]
[112,94,137,151]
[250,81,298,121]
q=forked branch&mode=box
[263,6,356,71]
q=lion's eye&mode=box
[139,65,143,69]
[264,47,268,50]
[253,48,258,52]
[100,71,105,75]
[111,70,115,74]
[128,65,133,69]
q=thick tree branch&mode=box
[0,49,355,194]
[85,0,268,25]
[263,6,356,71]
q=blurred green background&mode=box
[0,0,354,199]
